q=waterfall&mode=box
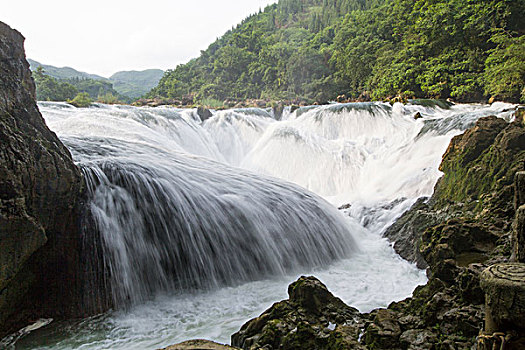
[36,101,515,310]
[9,100,515,349]
[39,102,362,307]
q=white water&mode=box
[9,101,516,349]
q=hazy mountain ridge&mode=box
[28,59,163,99]
[28,59,108,81]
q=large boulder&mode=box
[385,114,525,268]
[0,21,84,336]
[231,276,364,350]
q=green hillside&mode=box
[110,69,164,98]
[149,0,524,104]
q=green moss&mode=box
[434,121,525,218]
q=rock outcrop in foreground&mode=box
[232,276,363,349]
[0,21,83,337]
[230,111,525,349]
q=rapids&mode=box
[6,100,516,349]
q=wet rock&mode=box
[0,21,84,336]
[364,309,402,349]
[420,220,500,278]
[399,329,437,350]
[231,276,361,350]
[271,102,284,120]
[440,305,483,336]
[197,106,213,121]
[413,112,423,120]
[160,340,239,350]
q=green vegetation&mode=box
[67,92,93,108]
[149,0,524,103]
[33,66,78,101]
[32,66,130,104]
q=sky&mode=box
[2,0,276,77]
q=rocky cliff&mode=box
[0,21,84,337]
[231,110,525,349]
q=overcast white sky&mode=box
[2,0,276,77]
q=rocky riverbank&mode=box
[0,22,84,337]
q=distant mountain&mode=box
[109,69,164,98]
[28,59,164,99]
[28,59,108,81]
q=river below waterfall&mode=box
[7,101,516,349]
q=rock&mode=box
[413,112,423,120]
[399,329,437,350]
[513,205,525,262]
[0,21,84,336]
[290,105,299,113]
[383,197,438,268]
[272,103,284,120]
[434,115,525,220]
[440,305,483,336]
[197,106,213,121]
[515,171,525,210]
[338,203,351,210]
[160,340,239,350]
[231,276,360,350]
[364,309,402,349]
[480,263,525,333]
[420,220,499,274]
[441,115,507,168]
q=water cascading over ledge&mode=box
[38,100,516,314]
[74,138,357,308]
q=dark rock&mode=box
[515,171,525,210]
[160,340,239,349]
[0,21,83,336]
[231,276,361,350]
[433,115,525,221]
[272,103,284,120]
[364,309,402,349]
[290,105,299,113]
[513,205,525,262]
[441,115,507,167]
[399,329,437,350]
[338,203,351,210]
[383,198,438,268]
[413,112,423,120]
[197,106,213,121]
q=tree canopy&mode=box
[149,0,525,103]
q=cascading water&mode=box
[7,100,516,349]
[81,146,356,306]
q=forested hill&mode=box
[149,0,524,104]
